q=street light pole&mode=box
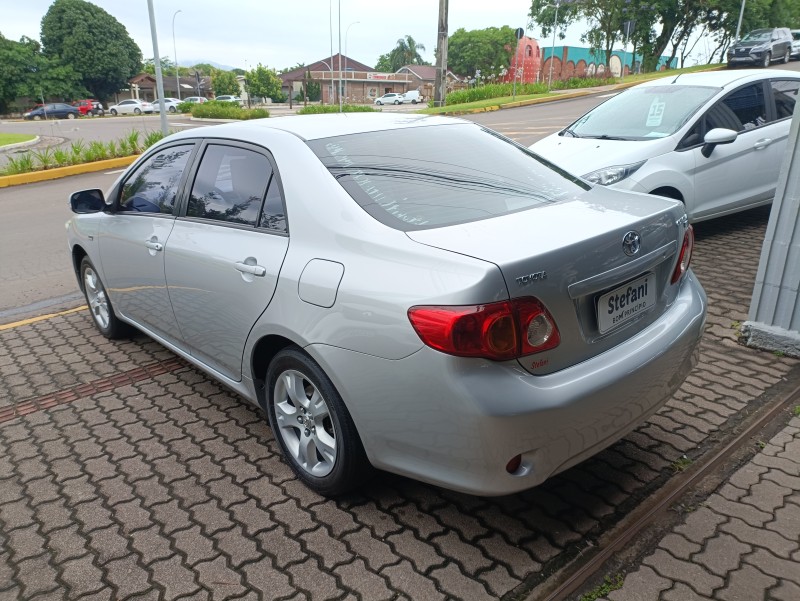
[338,0,342,113]
[548,0,560,90]
[172,10,182,100]
[735,0,746,42]
[345,21,360,104]
[146,0,168,135]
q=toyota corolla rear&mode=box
[303,117,706,495]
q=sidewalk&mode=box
[603,415,800,601]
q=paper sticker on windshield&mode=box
[646,101,666,127]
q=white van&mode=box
[402,90,423,104]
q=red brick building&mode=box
[502,35,543,84]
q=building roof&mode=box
[280,54,375,81]
[396,65,462,81]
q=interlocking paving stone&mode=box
[2,206,799,600]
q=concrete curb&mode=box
[0,136,40,152]
[0,155,138,189]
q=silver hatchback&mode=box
[66,114,706,496]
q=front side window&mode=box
[564,85,719,140]
[771,79,800,120]
[713,83,767,131]
[119,144,194,214]
[307,123,588,231]
[187,145,271,226]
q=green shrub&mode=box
[2,153,36,175]
[190,101,269,120]
[552,76,614,90]
[297,104,379,115]
[177,101,194,113]
[445,82,549,105]
[53,148,70,167]
[31,148,56,170]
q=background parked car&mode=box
[24,103,80,120]
[215,95,244,106]
[71,99,105,116]
[107,99,155,115]
[402,90,423,104]
[791,29,800,59]
[727,27,793,67]
[374,93,404,105]
[153,98,181,113]
[182,96,207,104]
[530,70,800,223]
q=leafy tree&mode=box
[447,27,517,78]
[143,56,176,76]
[192,63,220,76]
[0,33,84,112]
[231,68,246,76]
[375,35,429,72]
[41,0,142,100]
[212,70,240,96]
[245,63,282,101]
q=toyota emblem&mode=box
[622,231,641,257]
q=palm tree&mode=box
[389,35,429,71]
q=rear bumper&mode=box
[311,271,707,496]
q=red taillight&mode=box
[408,297,560,361]
[671,225,694,284]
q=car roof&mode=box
[167,113,467,144]
[634,69,800,91]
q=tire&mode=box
[266,347,371,496]
[79,257,134,339]
[762,52,771,68]
[169,106,176,113]
[134,107,142,115]
[67,113,76,119]
[394,100,400,105]
[110,109,118,116]
[411,99,418,104]
[33,115,41,120]
[376,101,383,105]
[783,50,790,64]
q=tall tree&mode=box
[447,27,517,78]
[41,0,142,100]
[212,70,240,96]
[374,35,430,72]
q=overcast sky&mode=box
[2,0,590,71]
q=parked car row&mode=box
[727,27,796,67]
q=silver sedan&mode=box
[66,114,706,496]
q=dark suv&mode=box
[727,28,793,68]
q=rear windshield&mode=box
[306,123,588,231]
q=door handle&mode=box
[144,240,163,251]
[235,261,266,277]
[753,138,773,150]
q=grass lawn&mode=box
[418,63,724,115]
[0,133,36,147]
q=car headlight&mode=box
[582,161,646,186]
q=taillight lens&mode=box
[670,225,694,284]
[408,297,559,361]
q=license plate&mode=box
[597,273,655,334]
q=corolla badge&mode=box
[622,231,641,257]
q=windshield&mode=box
[564,85,719,140]
[793,32,800,41]
[306,124,588,231]
[741,30,770,42]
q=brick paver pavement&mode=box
[1,206,798,600]
[605,416,800,601]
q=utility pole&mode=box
[433,0,449,107]
[147,0,169,136]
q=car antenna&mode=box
[671,73,682,84]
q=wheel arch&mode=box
[649,186,684,202]
[250,334,297,409]
[71,244,89,291]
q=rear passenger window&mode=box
[258,175,287,233]
[771,79,800,120]
[187,145,271,226]
[119,144,194,214]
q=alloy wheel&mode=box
[272,369,337,477]
[83,266,110,330]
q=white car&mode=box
[402,90,423,104]
[531,70,800,222]
[374,93,404,105]
[791,30,800,59]
[108,99,155,115]
[215,95,244,106]
[153,98,181,113]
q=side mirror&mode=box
[69,189,106,213]
[701,128,738,158]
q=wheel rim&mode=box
[68,113,75,119]
[273,369,337,477]
[764,53,770,67]
[83,267,110,330]
[134,108,141,114]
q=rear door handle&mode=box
[753,138,773,150]
[144,240,163,251]
[235,262,266,277]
